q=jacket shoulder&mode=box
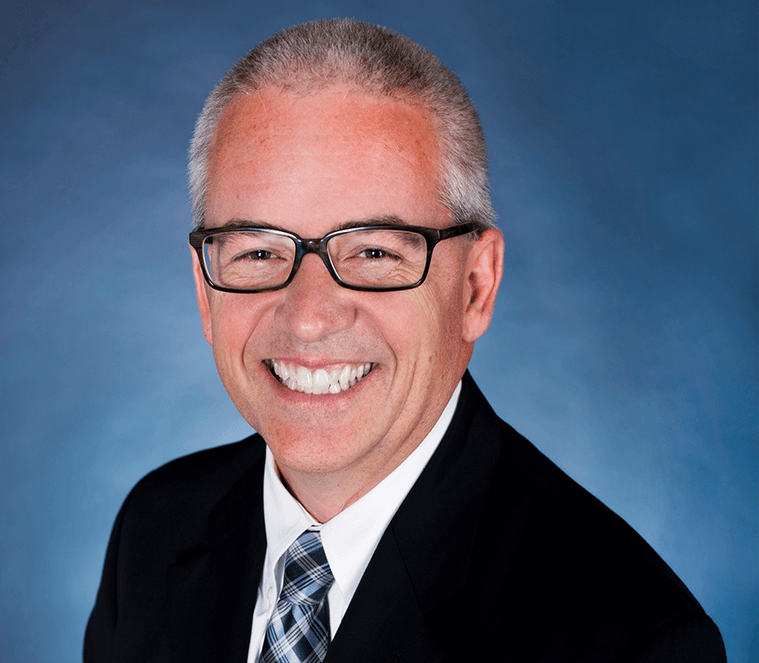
[118,434,266,547]
[462,406,726,661]
[496,416,701,606]
[129,434,265,502]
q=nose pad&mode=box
[275,253,356,343]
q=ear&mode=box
[191,247,214,346]
[461,228,504,343]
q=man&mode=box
[85,18,725,663]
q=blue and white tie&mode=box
[260,531,334,663]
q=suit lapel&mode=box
[326,524,444,663]
[166,452,267,663]
[327,373,503,662]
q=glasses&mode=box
[189,222,482,293]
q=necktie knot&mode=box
[281,530,334,607]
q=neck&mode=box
[275,452,412,523]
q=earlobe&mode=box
[461,228,504,343]
[191,247,214,346]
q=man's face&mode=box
[193,87,497,505]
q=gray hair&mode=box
[188,18,496,230]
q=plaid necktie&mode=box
[259,530,335,663]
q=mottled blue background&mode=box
[1,1,756,661]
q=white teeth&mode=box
[296,366,313,394]
[269,360,373,395]
[339,365,350,390]
[313,369,329,392]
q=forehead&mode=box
[204,86,445,229]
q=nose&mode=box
[274,253,357,344]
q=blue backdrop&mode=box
[1,1,756,662]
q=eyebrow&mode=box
[220,215,411,233]
[221,219,281,230]
[335,215,410,230]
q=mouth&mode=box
[265,360,374,395]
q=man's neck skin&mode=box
[272,411,444,523]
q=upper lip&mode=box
[264,358,370,369]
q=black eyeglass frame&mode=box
[189,222,483,293]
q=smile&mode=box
[267,360,373,395]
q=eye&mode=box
[234,249,279,261]
[356,247,399,260]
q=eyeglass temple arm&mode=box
[437,221,483,241]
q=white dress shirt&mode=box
[246,381,461,662]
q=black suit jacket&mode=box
[85,372,725,662]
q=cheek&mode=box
[382,288,462,366]
[420,266,468,355]
[208,292,272,360]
